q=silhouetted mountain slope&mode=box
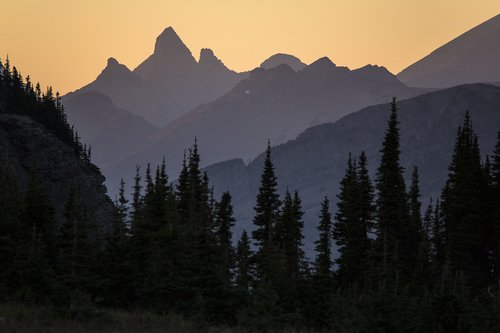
[66,27,246,126]
[205,84,500,253]
[63,91,158,170]
[0,114,113,226]
[398,14,500,88]
[106,58,426,192]
[260,53,306,71]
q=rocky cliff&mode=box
[0,114,113,227]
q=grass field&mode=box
[0,303,314,333]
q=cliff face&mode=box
[0,114,113,227]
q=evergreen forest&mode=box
[1,60,500,332]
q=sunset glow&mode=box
[1,0,499,94]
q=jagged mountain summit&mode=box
[204,83,500,253]
[65,27,247,126]
[104,57,427,194]
[398,14,500,88]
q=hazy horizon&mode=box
[1,0,499,94]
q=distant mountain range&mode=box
[65,27,246,126]
[106,59,425,191]
[61,14,500,204]
[205,84,500,253]
[398,14,500,88]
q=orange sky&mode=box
[1,0,499,94]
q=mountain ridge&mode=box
[398,14,500,87]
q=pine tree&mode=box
[252,141,281,248]
[374,98,416,284]
[116,178,129,237]
[215,191,236,287]
[357,151,376,236]
[236,230,253,293]
[252,141,281,281]
[101,179,131,308]
[333,154,369,286]
[409,166,423,232]
[274,190,305,284]
[314,197,333,279]
[309,196,334,329]
[57,186,98,308]
[10,170,58,303]
[440,113,492,288]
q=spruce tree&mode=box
[310,196,334,329]
[440,113,492,288]
[57,186,97,308]
[409,166,423,232]
[357,151,375,236]
[314,197,333,279]
[374,98,416,283]
[101,179,131,308]
[236,230,253,292]
[252,141,281,248]
[130,165,143,234]
[252,141,281,281]
[274,190,305,284]
[333,154,369,286]
[11,170,57,304]
[215,191,236,287]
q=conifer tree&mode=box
[130,166,143,234]
[101,179,131,308]
[374,98,416,283]
[409,166,423,231]
[357,151,376,235]
[57,186,97,307]
[274,190,305,283]
[333,154,369,285]
[314,197,333,279]
[252,141,281,248]
[252,141,281,281]
[12,170,58,304]
[236,230,253,293]
[440,113,492,288]
[215,191,236,287]
[309,196,334,329]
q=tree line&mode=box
[0,57,91,162]
[1,64,500,331]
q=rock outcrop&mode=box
[0,114,114,227]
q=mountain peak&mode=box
[302,57,336,73]
[107,57,120,67]
[260,53,306,71]
[98,57,135,80]
[154,26,194,60]
[352,65,402,85]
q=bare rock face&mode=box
[0,114,113,227]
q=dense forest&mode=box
[1,60,500,332]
